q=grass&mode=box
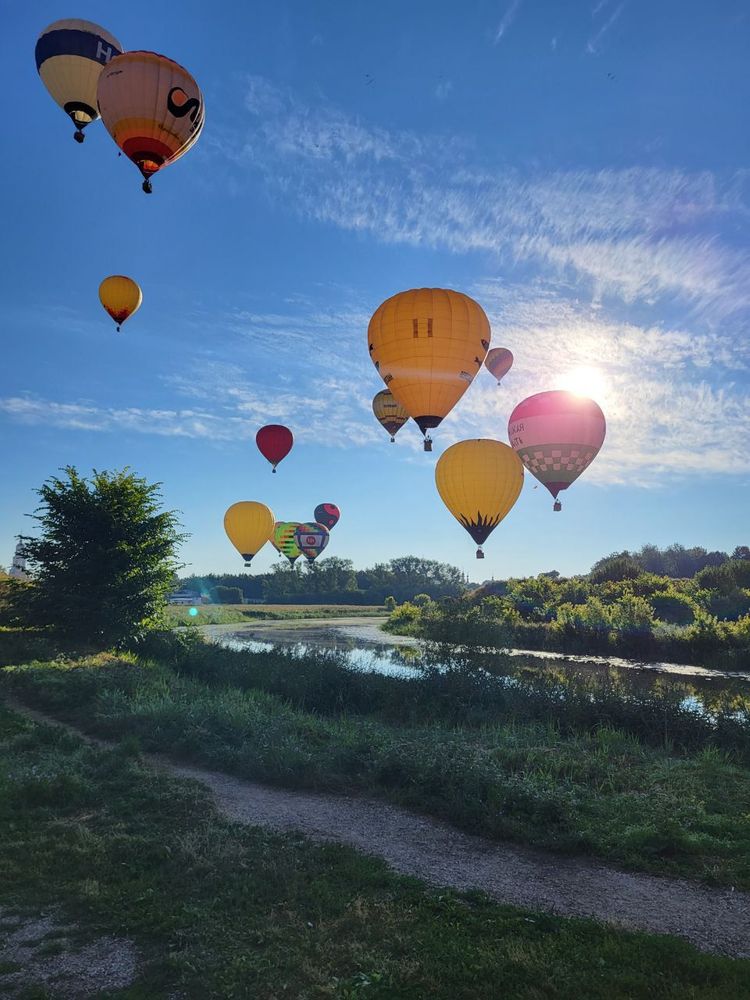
[3,647,750,889]
[167,603,386,626]
[1,704,749,998]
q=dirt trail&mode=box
[7,699,750,959]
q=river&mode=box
[199,617,750,711]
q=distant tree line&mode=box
[180,556,469,606]
[589,543,750,583]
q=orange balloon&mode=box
[368,288,490,448]
[97,51,204,192]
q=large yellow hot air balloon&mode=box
[35,19,122,142]
[224,502,275,567]
[97,51,204,193]
[435,440,523,559]
[368,289,490,450]
[98,276,142,331]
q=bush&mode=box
[210,585,243,605]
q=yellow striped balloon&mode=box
[98,276,142,332]
[35,19,122,142]
[435,440,523,559]
[97,51,204,193]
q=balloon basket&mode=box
[476,548,485,559]
[423,438,433,453]
[553,500,562,512]
[73,130,85,144]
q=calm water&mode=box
[204,620,750,716]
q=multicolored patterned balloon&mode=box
[294,522,329,563]
[272,521,302,566]
[508,391,606,511]
[313,504,340,530]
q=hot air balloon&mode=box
[98,276,142,331]
[224,502,274,567]
[97,51,204,193]
[256,425,293,473]
[508,391,606,512]
[35,19,122,142]
[314,504,340,530]
[435,440,523,559]
[271,521,302,566]
[294,522,329,563]
[372,389,409,442]
[368,288,490,451]
[485,348,513,385]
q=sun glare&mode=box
[558,366,609,402]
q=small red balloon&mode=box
[256,425,294,472]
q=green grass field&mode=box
[2,703,749,999]
[167,603,386,626]
[4,641,750,889]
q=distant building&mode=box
[167,589,203,606]
[9,541,30,582]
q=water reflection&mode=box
[209,626,750,719]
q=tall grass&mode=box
[142,632,750,760]
[4,649,750,887]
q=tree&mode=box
[210,585,243,604]
[589,552,641,583]
[20,467,184,648]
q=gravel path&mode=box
[7,699,750,959]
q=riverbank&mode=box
[4,636,750,888]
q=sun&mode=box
[557,365,609,401]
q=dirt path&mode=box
[7,699,750,959]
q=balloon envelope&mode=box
[485,348,513,384]
[224,502,275,566]
[294,522,329,563]
[508,391,606,501]
[99,275,142,331]
[256,425,293,471]
[97,51,204,191]
[367,288,490,437]
[314,504,340,530]
[372,389,409,441]
[435,440,523,557]
[35,19,122,141]
[272,521,302,566]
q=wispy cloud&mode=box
[438,286,750,487]
[586,1,625,53]
[214,78,750,322]
[4,283,749,489]
[494,0,522,44]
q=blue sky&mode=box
[2,1,749,580]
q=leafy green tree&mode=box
[19,467,184,648]
[210,585,243,605]
[589,552,641,583]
